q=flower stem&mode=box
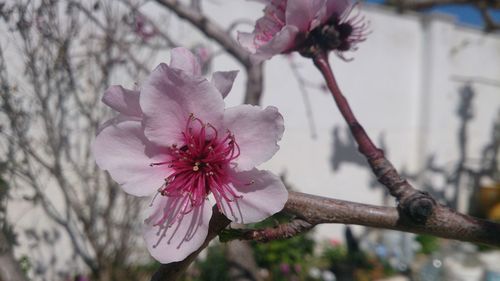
[312,51,436,221]
[313,51,383,160]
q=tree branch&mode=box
[284,191,500,246]
[384,0,500,32]
[152,190,500,281]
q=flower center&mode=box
[149,113,241,214]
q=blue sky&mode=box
[366,0,500,28]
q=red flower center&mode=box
[149,114,241,217]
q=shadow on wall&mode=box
[329,84,499,213]
[329,125,387,190]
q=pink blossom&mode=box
[239,0,367,62]
[93,47,287,263]
[134,13,156,40]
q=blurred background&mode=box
[0,0,499,280]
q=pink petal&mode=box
[223,105,284,171]
[251,25,299,63]
[169,47,202,76]
[140,63,225,147]
[286,0,327,31]
[218,169,287,224]
[102,85,142,117]
[211,71,239,99]
[143,197,212,263]
[326,0,351,20]
[237,32,258,53]
[93,118,169,196]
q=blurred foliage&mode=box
[179,214,403,281]
[0,162,18,247]
[320,242,395,281]
[193,243,229,281]
[250,213,316,281]
[19,255,31,275]
[415,234,440,255]
[252,233,315,281]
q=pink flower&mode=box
[134,13,156,40]
[93,47,287,263]
[238,0,367,62]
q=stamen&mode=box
[149,115,242,228]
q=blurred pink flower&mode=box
[93,47,287,263]
[239,0,350,61]
[280,263,291,275]
[239,0,368,62]
[329,238,341,246]
[134,13,156,40]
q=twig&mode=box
[384,0,500,32]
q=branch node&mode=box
[400,191,436,224]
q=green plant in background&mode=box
[252,233,315,281]
[0,162,16,246]
[248,213,316,281]
[194,243,230,281]
[415,234,440,255]
[319,239,396,281]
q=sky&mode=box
[366,0,500,28]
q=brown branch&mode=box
[387,0,473,10]
[476,1,500,32]
[153,190,500,281]
[384,0,500,32]
[232,191,500,247]
[154,0,264,105]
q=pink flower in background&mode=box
[238,0,369,63]
[134,13,156,40]
[239,0,368,61]
[93,48,287,263]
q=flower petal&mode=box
[218,169,287,224]
[237,31,257,53]
[102,85,142,117]
[251,25,299,63]
[169,47,202,76]
[286,0,327,31]
[326,0,351,19]
[93,118,168,196]
[224,105,284,171]
[211,71,239,99]
[140,63,225,147]
[143,197,212,263]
